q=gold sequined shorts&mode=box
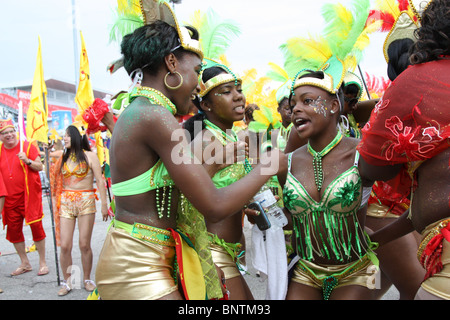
[291,254,378,292]
[60,189,96,219]
[95,221,178,300]
[366,203,401,219]
[210,243,242,280]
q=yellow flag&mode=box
[75,31,94,118]
[94,131,105,165]
[26,37,48,143]
[74,31,105,166]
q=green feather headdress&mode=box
[106,0,203,74]
[248,105,282,133]
[188,8,241,98]
[280,0,379,95]
[188,8,240,63]
[266,62,292,104]
[109,0,144,44]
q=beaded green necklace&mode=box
[203,119,252,173]
[307,131,343,191]
[131,86,177,115]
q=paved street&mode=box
[0,193,399,300]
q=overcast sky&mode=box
[0,0,387,95]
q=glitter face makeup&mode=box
[310,96,328,117]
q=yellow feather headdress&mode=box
[280,0,379,95]
[187,8,241,98]
[107,0,203,74]
[266,62,291,104]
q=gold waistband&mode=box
[417,218,450,261]
[296,254,372,284]
[113,219,175,247]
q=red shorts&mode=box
[4,196,46,243]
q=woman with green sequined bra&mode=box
[278,70,378,300]
[95,1,286,301]
[183,64,254,300]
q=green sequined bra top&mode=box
[283,151,369,263]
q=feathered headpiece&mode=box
[344,71,365,99]
[368,0,419,63]
[188,8,241,98]
[242,73,278,112]
[266,62,291,104]
[280,0,378,96]
[249,105,282,131]
[364,72,392,99]
[107,0,203,74]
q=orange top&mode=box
[62,161,89,179]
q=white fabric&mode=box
[250,225,288,300]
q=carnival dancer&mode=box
[275,82,293,152]
[50,124,108,296]
[362,0,425,300]
[94,0,286,300]
[183,62,254,300]
[280,0,378,155]
[279,69,377,300]
[359,0,450,300]
[180,10,255,299]
[0,119,48,277]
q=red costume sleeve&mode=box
[357,58,450,166]
[23,141,44,225]
[0,171,7,197]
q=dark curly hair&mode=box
[409,0,450,65]
[121,21,199,76]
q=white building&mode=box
[0,77,111,132]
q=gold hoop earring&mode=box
[164,71,183,90]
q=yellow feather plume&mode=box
[267,62,289,83]
[243,75,278,113]
[285,36,332,63]
[376,0,401,18]
[117,0,141,15]
[322,3,354,41]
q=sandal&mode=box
[57,281,72,296]
[38,266,49,276]
[84,279,96,292]
[10,266,32,276]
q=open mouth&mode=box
[234,106,245,113]
[294,118,310,129]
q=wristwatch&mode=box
[27,160,32,165]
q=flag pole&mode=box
[357,64,372,99]
[42,92,61,286]
[18,101,24,153]
[72,0,79,89]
